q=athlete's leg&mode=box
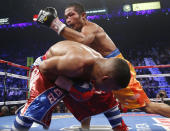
[81,117,91,129]
[140,102,170,117]
[81,105,128,131]
[104,105,128,131]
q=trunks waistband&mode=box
[104,49,120,58]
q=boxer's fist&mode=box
[55,76,73,91]
[70,82,95,101]
[36,7,57,27]
[55,76,94,101]
[35,7,66,35]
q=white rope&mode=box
[150,98,170,101]
[143,86,170,88]
[0,71,29,80]
[0,100,27,105]
[0,102,4,105]
[136,73,170,78]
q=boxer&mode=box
[12,40,130,131]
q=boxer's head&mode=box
[64,3,86,31]
[93,58,131,92]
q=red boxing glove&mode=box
[69,82,95,102]
[55,76,95,101]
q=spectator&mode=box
[0,106,9,116]
[10,105,18,115]
[156,90,168,103]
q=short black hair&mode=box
[65,2,85,14]
[111,58,131,89]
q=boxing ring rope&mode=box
[0,59,30,70]
[0,60,30,106]
[0,59,170,106]
[135,65,170,78]
[136,73,170,78]
[134,65,170,69]
[0,72,28,80]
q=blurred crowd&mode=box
[0,101,69,117]
[0,39,169,116]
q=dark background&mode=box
[0,0,169,64]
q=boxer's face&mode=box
[65,7,85,31]
[95,77,120,92]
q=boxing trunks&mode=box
[64,90,118,121]
[13,55,66,129]
[105,49,151,109]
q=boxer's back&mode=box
[46,40,102,59]
[40,40,102,82]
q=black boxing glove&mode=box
[35,7,66,35]
[36,7,57,27]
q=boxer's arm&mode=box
[60,25,95,46]
[40,56,94,101]
[35,7,95,45]
[39,55,84,78]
